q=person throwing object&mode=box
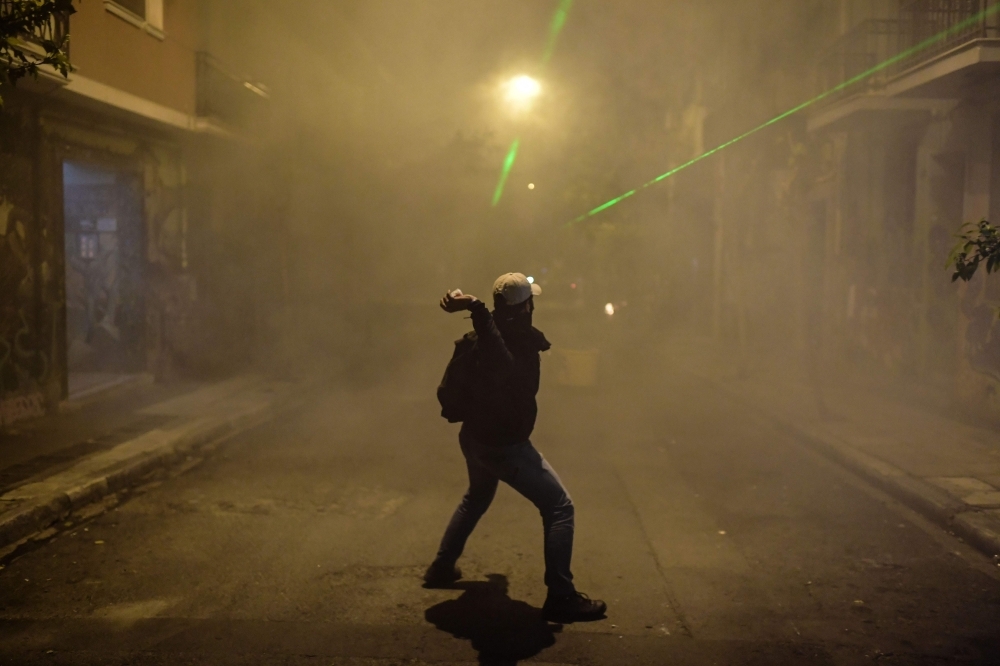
[425,272,607,624]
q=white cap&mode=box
[493,272,542,306]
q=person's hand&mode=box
[440,289,478,313]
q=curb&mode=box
[61,373,155,409]
[0,389,299,556]
[778,419,1000,559]
[709,380,1000,561]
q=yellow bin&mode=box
[552,348,599,387]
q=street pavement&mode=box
[0,377,296,555]
[1,338,999,665]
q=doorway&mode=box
[62,162,145,395]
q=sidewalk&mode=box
[664,337,1000,563]
[0,375,298,558]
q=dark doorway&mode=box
[62,162,145,394]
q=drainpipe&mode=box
[712,155,726,340]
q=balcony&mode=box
[817,18,906,99]
[898,0,1000,68]
[196,53,270,133]
[0,0,70,59]
[817,0,1000,105]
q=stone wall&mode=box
[0,100,66,426]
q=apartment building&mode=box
[807,0,1000,416]
[0,0,269,427]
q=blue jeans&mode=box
[433,427,576,596]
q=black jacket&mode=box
[463,300,551,446]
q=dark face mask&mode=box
[494,298,534,337]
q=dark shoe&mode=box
[542,591,607,623]
[423,562,462,588]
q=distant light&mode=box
[527,276,535,284]
[504,75,542,111]
[570,283,577,290]
[243,81,270,99]
[605,303,615,316]
[528,183,535,190]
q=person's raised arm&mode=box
[439,289,477,313]
[439,290,515,370]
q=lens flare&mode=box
[492,139,521,207]
[492,0,575,206]
[543,0,574,64]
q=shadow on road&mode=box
[424,574,559,666]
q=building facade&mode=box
[806,0,1000,417]
[0,0,270,427]
[658,0,1000,420]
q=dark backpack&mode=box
[437,332,480,423]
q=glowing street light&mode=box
[492,75,543,206]
[503,75,542,112]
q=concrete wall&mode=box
[0,103,66,426]
[839,0,900,30]
[69,0,199,116]
[806,96,1000,421]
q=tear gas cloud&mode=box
[198,0,993,427]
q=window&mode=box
[146,0,163,30]
[79,233,99,260]
[114,0,145,18]
[105,0,164,36]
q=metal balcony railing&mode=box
[0,1,71,57]
[898,0,1000,68]
[196,52,269,130]
[817,0,1000,104]
[818,19,905,97]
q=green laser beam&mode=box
[543,0,574,64]
[492,0,575,206]
[492,138,521,207]
[570,2,1000,225]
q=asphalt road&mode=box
[1,342,999,665]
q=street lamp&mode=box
[492,74,543,206]
[503,74,542,112]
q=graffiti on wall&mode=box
[144,145,201,378]
[0,194,52,405]
[1,103,64,424]
[0,391,45,428]
[963,274,1000,385]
